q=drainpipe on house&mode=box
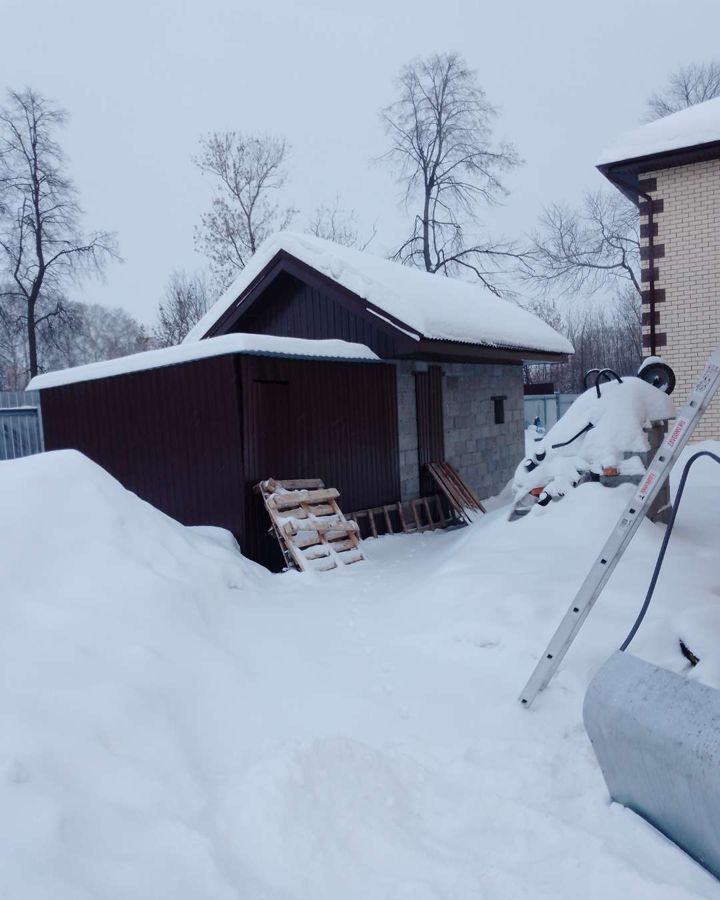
[612,176,658,357]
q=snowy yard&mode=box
[1,447,720,899]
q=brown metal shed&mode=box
[39,347,399,570]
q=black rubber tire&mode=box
[638,361,676,395]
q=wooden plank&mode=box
[293,529,321,549]
[426,463,467,524]
[367,508,378,538]
[422,496,436,530]
[396,501,409,533]
[412,499,423,533]
[383,505,394,534]
[433,493,450,526]
[327,538,355,553]
[303,545,333,561]
[270,488,340,510]
[268,478,325,491]
[305,503,336,517]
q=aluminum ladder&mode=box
[519,350,720,708]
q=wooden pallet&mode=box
[348,493,457,539]
[256,478,365,572]
[424,462,485,524]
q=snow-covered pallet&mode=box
[257,478,365,572]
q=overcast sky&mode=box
[2,0,718,325]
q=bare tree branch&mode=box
[194,132,296,289]
[524,189,640,299]
[306,196,376,249]
[380,52,522,293]
[0,87,118,380]
[646,60,720,120]
[153,269,210,347]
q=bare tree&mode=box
[307,197,376,249]
[194,132,295,288]
[524,289,641,393]
[0,88,117,380]
[154,269,209,347]
[42,301,149,371]
[0,287,25,389]
[527,189,640,298]
[380,52,521,294]
[647,60,720,120]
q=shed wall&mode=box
[229,272,405,358]
[239,355,400,568]
[40,355,246,542]
[40,353,400,571]
[395,361,524,501]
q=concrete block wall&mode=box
[396,361,420,500]
[642,161,720,439]
[394,360,525,501]
[442,363,525,499]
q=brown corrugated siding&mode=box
[39,352,400,571]
[239,355,400,568]
[235,272,403,358]
[40,355,245,540]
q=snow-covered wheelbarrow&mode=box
[584,651,720,879]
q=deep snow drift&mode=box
[1,449,719,899]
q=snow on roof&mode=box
[27,334,378,391]
[598,96,720,167]
[185,232,573,356]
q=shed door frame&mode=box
[415,364,445,494]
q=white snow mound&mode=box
[1,447,719,899]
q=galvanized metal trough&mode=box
[584,650,720,880]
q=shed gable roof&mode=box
[185,232,573,358]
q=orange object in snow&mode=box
[602,467,620,477]
[529,486,544,497]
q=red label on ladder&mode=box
[666,417,688,449]
[637,470,656,500]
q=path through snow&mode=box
[1,448,719,898]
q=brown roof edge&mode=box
[203,249,570,360]
[598,138,720,203]
[202,249,423,344]
[403,339,569,365]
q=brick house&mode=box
[598,97,720,439]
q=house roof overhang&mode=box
[202,250,570,365]
[597,139,720,203]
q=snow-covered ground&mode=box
[1,448,719,899]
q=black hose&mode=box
[551,421,594,449]
[620,450,720,651]
[594,368,623,399]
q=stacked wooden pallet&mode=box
[257,478,365,572]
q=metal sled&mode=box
[584,651,720,880]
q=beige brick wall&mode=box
[642,159,720,440]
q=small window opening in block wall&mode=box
[492,395,506,425]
